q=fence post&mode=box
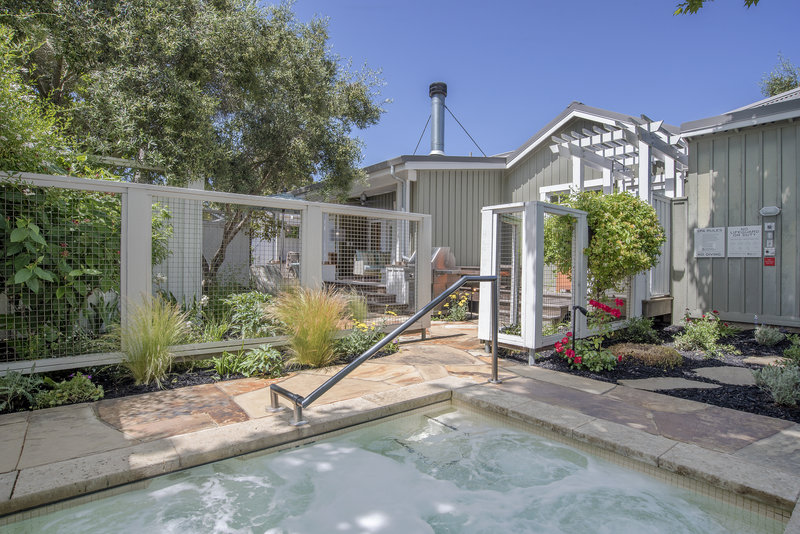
[301,205,323,289]
[121,188,153,336]
[417,214,432,333]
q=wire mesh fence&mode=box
[0,174,429,369]
[542,212,574,337]
[0,179,122,362]
[497,211,523,336]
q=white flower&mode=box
[153,273,167,285]
[200,295,209,307]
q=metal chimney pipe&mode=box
[429,82,447,155]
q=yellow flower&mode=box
[385,310,397,316]
[443,303,449,307]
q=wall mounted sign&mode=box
[764,257,776,267]
[727,225,762,257]
[694,227,725,258]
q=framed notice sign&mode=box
[694,227,725,258]
[727,225,762,257]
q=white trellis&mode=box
[546,117,687,312]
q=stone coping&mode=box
[2,374,799,532]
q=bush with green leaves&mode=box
[121,296,190,387]
[674,310,738,358]
[544,191,665,298]
[614,316,661,345]
[754,365,800,406]
[336,321,399,358]
[238,345,284,378]
[267,287,347,368]
[222,291,278,339]
[435,291,471,321]
[0,370,43,412]
[754,325,785,347]
[33,372,104,408]
[783,334,800,366]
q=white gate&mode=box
[478,201,588,353]
[649,193,671,297]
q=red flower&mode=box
[617,355,623,362]
[713,310,719,314]
[566,332,573,337]
[702,314,706,319]
[615,298,624,307]
[561,337,569,345]
[566,349,575,359]
[612,309,621,318]
[555,341,563,353]
[575,356,582,364]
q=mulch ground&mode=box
[502,327,800,424]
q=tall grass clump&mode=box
[122,296,189,387]
[268,287,346,368]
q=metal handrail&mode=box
[269,275,499,425]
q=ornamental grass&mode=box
[267,286,347,368]
[121,295,190,387]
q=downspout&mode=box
[390,164,408,261]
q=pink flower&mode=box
[555,341,563,353]
[612,309,621,318]
[561,337,569,345]
[617,355,623,362]
[566,349,575,359]
[566,332,573,337]
[615,298,624,307]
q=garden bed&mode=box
[502,326,800,424]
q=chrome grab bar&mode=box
[269,275,500,425]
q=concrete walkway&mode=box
[1,321,800,531]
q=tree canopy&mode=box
[674,0,760,15]
[3,0,383,196]
[760,53,800,97]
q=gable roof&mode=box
[681,86,800,137]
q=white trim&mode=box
[506,110,621,168]
[682,109,800,138]
[402,161,505,170]
[538,179,603,200]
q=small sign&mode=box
[728,225,762,257]
[764,257,776,266]
[764,222,776,231]
[694,227,725,258]
[764,247,776,256]
[766,239,774,248]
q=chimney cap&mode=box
[429,82,447,98]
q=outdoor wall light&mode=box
[759,206,781,217]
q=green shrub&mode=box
[614,316,660,345]
[122,296,190,387]
[610,343,683,370]
[33,373,104,408]
[238,345,284,378]
[336,321,399,357]
[783,334,800,366]
[435,291,471,321]
[754,365,800,406]
[674,310,738,358]
[212,351,241,377]
[222,291,277,338]
[346,294,369,323]
[754,325,785,347]
[267,287,347,368]
[0,371,43,412]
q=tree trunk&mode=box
[204,208,250,284]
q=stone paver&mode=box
[651,405,791,454]
[506,364,616,395]
[382,344,480,366]
[734,424,800,474]
[0,422,27,473]
[18,404,132,470]
[693,366,756,385]
[96,383,249,440]
[0,412,28,427]
[744,355,785,366]
[214,377,271,396]
[0,471,16,502]
[618,377,720,391]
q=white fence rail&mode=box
[0,173,431,373]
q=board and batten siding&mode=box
[672,122,800,326]
[504,118,604,202]
[411,169,504,266]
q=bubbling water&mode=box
[6,409,782,533]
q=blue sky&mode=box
[290,0,800,166]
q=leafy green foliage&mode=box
[222,291,278,339]
[614,316,661,345]
[571,336,617,372]
[0,25,66,174]
[674,0,759,15]
[212,345,285,378]
[754,325,785,347]
[754,365,800,406]
[0,370,42,412]
[121,296,190,387]
[610,343,683,370]
[267,287,347,368]
[33,372,103,408]
[336,320,399,358]
[544,191,665,298]
[783,334,800,366]
[760,53,800,97]
[674,310,738,358]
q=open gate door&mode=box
[479,201,588,360]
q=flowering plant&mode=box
[436,290,471,321]
[674,309,738,358]
[555,299,622,371]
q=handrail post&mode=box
[489,277,501,384]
